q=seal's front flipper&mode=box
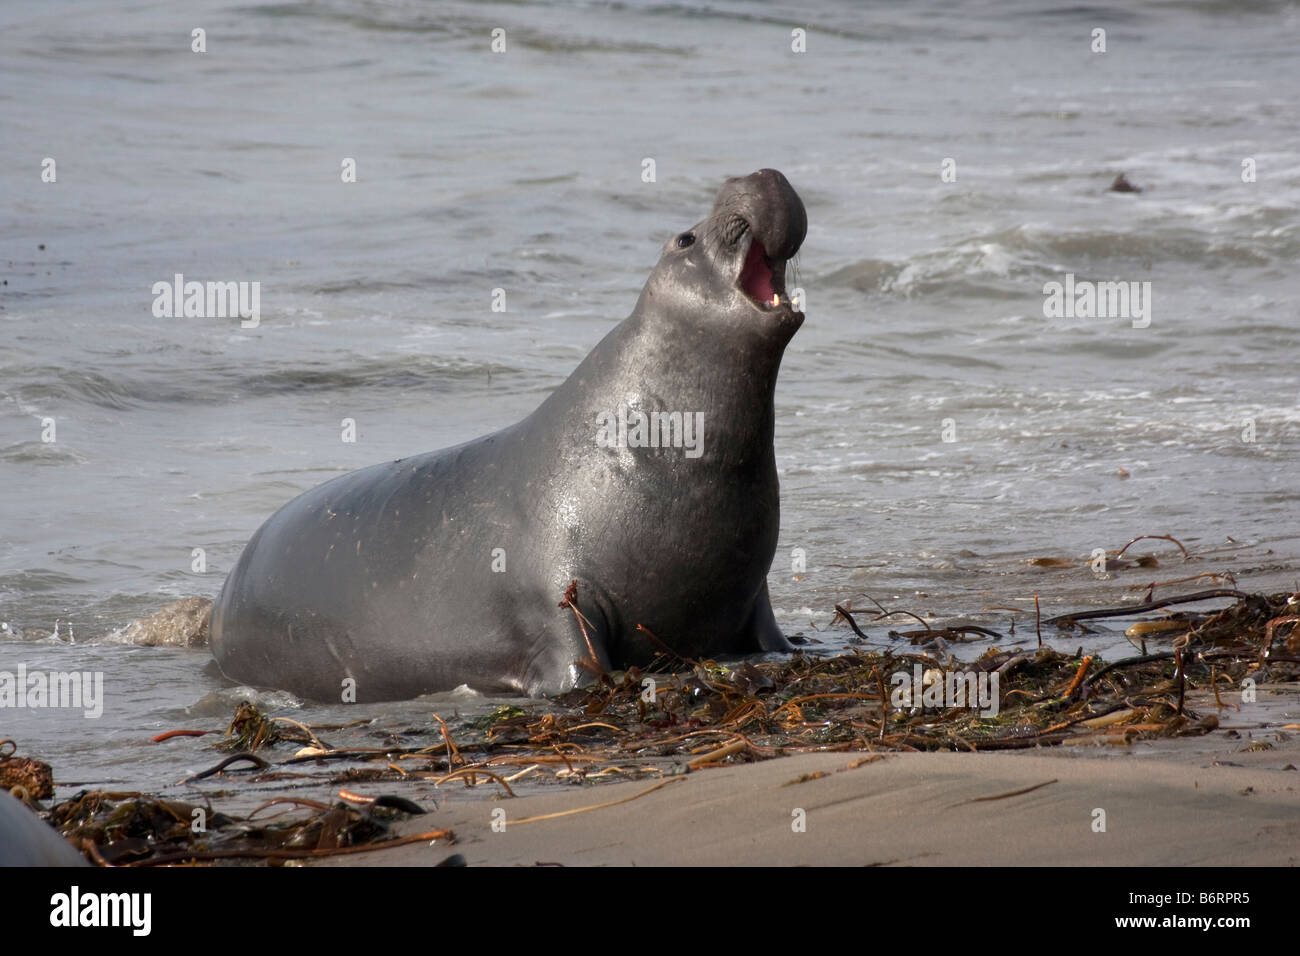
[743,583,794,653]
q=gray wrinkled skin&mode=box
[210,169,807,701]
[0,790,87,867]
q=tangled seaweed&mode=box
[45,788,451,866]
[19,589,1300,865]
[0,739,55,799]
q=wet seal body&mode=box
[0,790,86,867]
[211,169,807,701]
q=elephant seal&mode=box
[210,168,806,701]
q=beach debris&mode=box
[946,778,1058,808]
[151,729,216,743]
[223,700,282,751]
[180,752,270,784]
[504,777,684,827]
[42,588,1300,865]
[46,787,450,866]
[0,740,55,799]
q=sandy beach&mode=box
[316,690,1300,867]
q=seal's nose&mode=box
[713,168,806,261]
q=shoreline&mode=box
[312,688,1300,867]
[311,744,1300,867]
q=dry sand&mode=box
[317,690,1300,867]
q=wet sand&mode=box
[315,689,1300,867]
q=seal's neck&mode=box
[535,303,787,468]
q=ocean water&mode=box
[1,0,1298,795]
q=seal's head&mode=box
[641,168,807,346]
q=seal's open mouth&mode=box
[738,235,793,313]
[708,170,805,321]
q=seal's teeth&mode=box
[771,294,780,307]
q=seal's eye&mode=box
[676,232,695,248]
